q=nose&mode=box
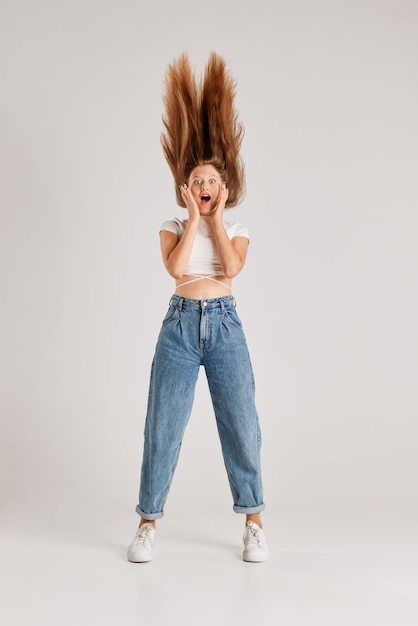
[200,181,209,190]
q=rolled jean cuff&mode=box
[233,503,265,515]
[136,505,164,520]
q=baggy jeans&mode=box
[136,295,265,520]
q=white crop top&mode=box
[160,216,250,275]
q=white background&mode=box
[1,1,417,623]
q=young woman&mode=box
[127,53,268,563]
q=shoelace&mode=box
[136,525,152,548]
[245,523,263,547]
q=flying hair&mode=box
[161,52,245,208]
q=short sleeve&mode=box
[227,222,250,240]
[159,218,184,237]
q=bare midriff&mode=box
[174,274,232,299]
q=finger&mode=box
[219,183,228,202]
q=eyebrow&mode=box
[191,175,219,180]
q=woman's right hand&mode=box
[180,184,200,222]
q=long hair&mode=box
[161,52,245,208]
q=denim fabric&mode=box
[136,295,265,519]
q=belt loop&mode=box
[233,297,236,307]
[220,299,225,312]
[176,297,184,311]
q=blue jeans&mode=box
[136,295,265,520]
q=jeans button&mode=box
[202,301,207,307]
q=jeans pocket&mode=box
[161,305,179,326]
[223,306,243,330]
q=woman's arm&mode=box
[211,183,249,278]
[212,226,249,277]
[160,183,202,278]
[160,219,199,278]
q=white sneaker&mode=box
[243,521,268,562]
[127,523,155,562]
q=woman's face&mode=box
[187,164,223,215]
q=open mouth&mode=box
[200,194,211,203]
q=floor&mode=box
[1,505,417,626]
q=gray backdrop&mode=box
[1,0,417,531]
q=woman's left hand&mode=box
[211,183,229,222]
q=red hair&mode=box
[161,52,245,208]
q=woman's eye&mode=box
[209,179,216,184]
[193,180,201,185]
